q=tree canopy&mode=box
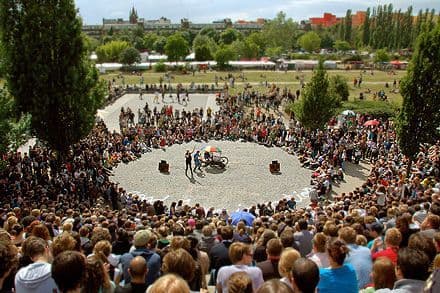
[165,33,189,62]
[220,28,242,45]
[374,48,391,63]
[334,40,351,52]
[262,11,299,51]
[96,40,130,62]
[0,89,30,154]
[298,31,321,52]
[397,23,440,160]
[0,0,105,153]
[193,34,217,61]
[215,46,236,69]
[294,61,339,130]
[119,47,141,65]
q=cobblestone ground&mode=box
[111,140,312,211]
[101,94,312,211]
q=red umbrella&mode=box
[364,119,380,126]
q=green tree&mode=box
[0,0,105,153]
[96,40,130,62]
[297,31,321,52]
[199,27,220,43]
[248,32,267,56]
[0,39,5,77]
[165,33,189,62]
[344,9,353,43]
[193,34,217,61]
[154,62,167,72]
[265,46,283,59]
[153,36,167,54]
[319,32,335,49]
[374,48,390,63]
[83,35,100,53]
[215,46,236,69]
[362,8,371,46]
[334,40,351,52]
[330,75,350,101]
[397,23,440,161]
[262,11,299,51]
[220,28,242,45]
[0,89,30,154]
[143,33,159,51]
[294,61,339,130]
[233,39,260,59]
[119,47,141,65]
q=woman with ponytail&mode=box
[317,239,358,293]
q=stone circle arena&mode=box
[100,94,311,211]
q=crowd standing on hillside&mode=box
[1,83,440,293]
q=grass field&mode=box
[0,69,405,116]
[100,69,405,86]
[100,69,404,109]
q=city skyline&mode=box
[75,0,440,25]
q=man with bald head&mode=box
[115,256,149,293]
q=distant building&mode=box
[309,13,340,27]
[129,6,138,24]
[352,11,366,27]
[309,11,366,28]
[82,7,264,36]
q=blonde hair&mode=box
[4,216,18,232]
[93,240,112,263]
[227,271,253,293]
[385,228,402,247]
[62,222,73,233]
[229,242,252,264]
[313,232,328,253]
[356,234,368,246]
[149,274,190,293]
[434,254,440,270]
[278,248,301,278]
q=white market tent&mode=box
[280,59,338,70]
[185,52,195,61]
[96,60,276,72]
[147,54,168,61]
[228,61,276,68]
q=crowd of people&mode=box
[0,81,440,293]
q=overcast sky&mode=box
[75,0,440,25]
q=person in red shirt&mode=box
[372,228,402,265]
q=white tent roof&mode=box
[185,53,195,60]
[228,61,276,67]
[147,55,168,61]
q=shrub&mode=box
[330,75,350,101]
[154,62,167,72]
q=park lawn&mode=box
[99,69,406,86]
[100,69,404,109]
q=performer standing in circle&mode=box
[185,147,195,177]
[193,150,202,172]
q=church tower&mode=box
[129,6,138,24]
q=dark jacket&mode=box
[209,241,232,275]
[257,259,281,281]
[115,282,148,293]
[200,235,217,254]
[120,248,161,287]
